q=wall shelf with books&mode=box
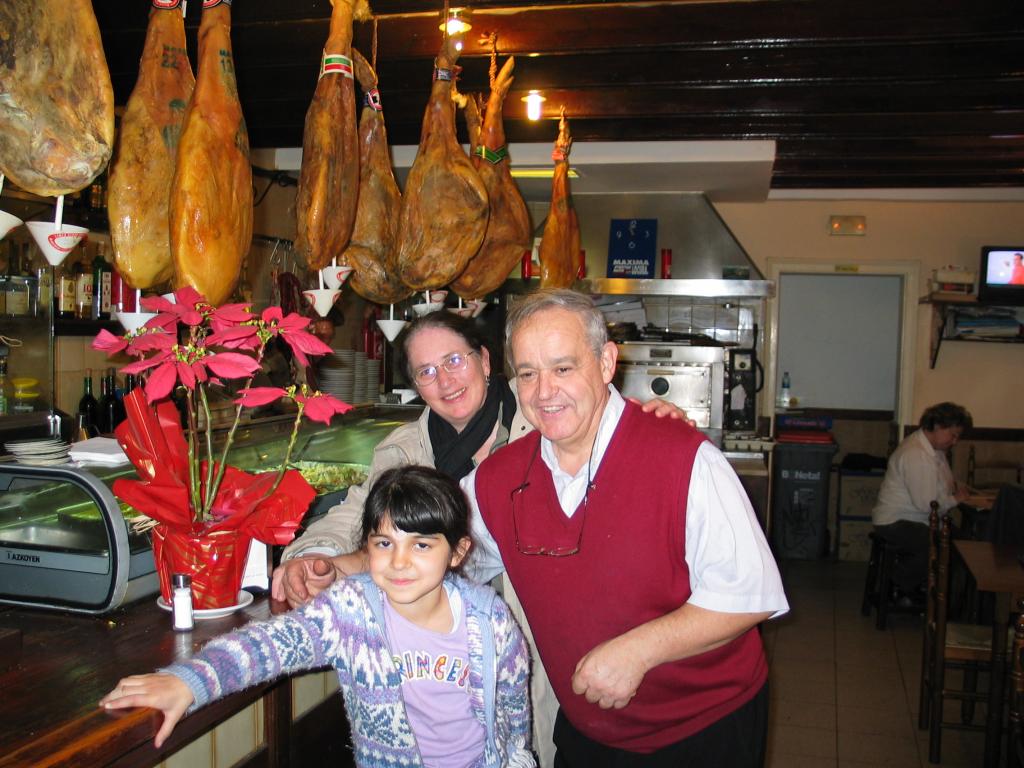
[919,293,1024,368]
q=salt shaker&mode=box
[171,573,194,631]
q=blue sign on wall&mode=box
[607,218,657,278]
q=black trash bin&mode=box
[772,433,838,559]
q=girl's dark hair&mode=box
[920,402,973,432]
[396,310,491,381]
[360,465,471,552]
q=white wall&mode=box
[718,199,1024,429]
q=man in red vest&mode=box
[466,289,788,767]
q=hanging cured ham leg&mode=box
[451,54,532,300]
[396,37,489,290]
[539,109,580,290]
[295,0,370,271]
[108,0,194,290]
[342,49,412,305]
[0,0,115,196]
[169,0,252,307]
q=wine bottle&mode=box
[103,368,126,431]
[0,357,9,416]
[77,370,99,438]
[75,248,94,319]
[56,259,77,319]
[92,242,112,320]
[97,371,114,434]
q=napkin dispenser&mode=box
[0,463,158,614]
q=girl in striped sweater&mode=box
[101,466,534,768]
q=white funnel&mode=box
[0,209,23,240]
[376,318,408,342]
[116,310,158,334]
[25,221,89,266]
[302,288,341,317]
[411,301,444,317]
[321,264,354,290]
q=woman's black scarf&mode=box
[428,374,517,481]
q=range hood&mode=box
[569,192,772,299]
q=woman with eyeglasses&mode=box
[272,309,683,766]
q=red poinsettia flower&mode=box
[259,307,333,367]
[140,286,205,327]
[204,352,262,380]
[211,303,253,326]
[92,329,128,356]
[297,391,353,425]
[206,324,261,351]
[126,331,175,356]
[235,387,288,407]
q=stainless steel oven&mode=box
[614,342,725,433]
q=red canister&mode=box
[110,271,136,312]
[577,249,586,279]
[660,248,673,279]
[521,249,533,279]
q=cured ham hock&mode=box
[396,37,488,291]
[108,0,194,290]
[539,110,580,290]
[294,0,370,271]
[0,0,115,196]
[451,54,531,300]
[342,49,411,306]
[169,0,252,307]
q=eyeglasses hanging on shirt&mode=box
[413,350,478,386]
[511,439,595,557]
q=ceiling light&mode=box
[521,90,546,121]
[440,8,472,37]
[509,167,580,179]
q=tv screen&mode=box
[978,246,1024,305]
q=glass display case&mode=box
[0,404,421,613]
[1,218,59,447]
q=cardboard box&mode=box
[838,519,874,561]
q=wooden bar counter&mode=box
[0,593,351,768]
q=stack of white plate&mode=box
[318,348,356,404]
[5,437,72,466]
[353,351,368,404]
[364,358,381,403]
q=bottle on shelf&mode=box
[92,242,112,320]
[77,369,99,438]
[56,255,77,320]
[97,370,114,434]
[75,247,94,319]
[99,368,125,433]
[0,357,9,416]
[779,370,792,409]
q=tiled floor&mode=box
[764,558,992,767]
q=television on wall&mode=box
[978,246,1024,305]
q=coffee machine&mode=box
[725,348,761,432]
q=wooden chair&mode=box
[918,505,994,763]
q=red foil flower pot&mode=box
[151,526,251,610]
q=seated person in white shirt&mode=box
[871,402,973,595]
[463,289,788,768]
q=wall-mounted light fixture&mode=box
[440,8,472,36]
[521,90,546,121]
[829,215,866,236]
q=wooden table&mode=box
[0,593,344,768]
[954,540,1024,767]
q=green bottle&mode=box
[0,357,9,416]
